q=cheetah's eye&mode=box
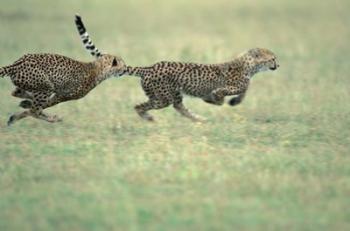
[112,58,118,66]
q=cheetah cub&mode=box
[75,15,279,122]
[124,48,279,122]
[0,53,125,125]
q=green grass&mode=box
[1,0,350,230]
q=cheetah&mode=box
[75,15,279,122]
[0,53,126,125]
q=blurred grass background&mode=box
[0,0,350,230]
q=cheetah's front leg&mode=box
[173,93,206,122]
[202,94,225,105]
[173,102,206,122]
[228,92,246,106]
[203,87,245,106]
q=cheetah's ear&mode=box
[112,58,118,66]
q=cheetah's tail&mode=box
[122,66,153,78]
[0,66,11,77]
[75,14,102,58]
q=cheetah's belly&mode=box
[56,82,94,100]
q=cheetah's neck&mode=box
[90,62,111,85]
[238,56,260,78]
[221,57,252,79]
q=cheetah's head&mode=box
[240,48,279,75]
[97,54,126,77]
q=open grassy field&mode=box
[0,0,350,230]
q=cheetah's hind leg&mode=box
[7,110,31,126]
[11,88,34,109]
[135,101,154,121]
[11,87,33,99]
[135,100,171,122]
[7,110,61,126]
[30,92,62,123]
[8,92,62,126]
[19,100,32,109]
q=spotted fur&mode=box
[75,15,279,122]
[123,49,279,121]
[0,53,125,125]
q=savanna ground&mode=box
[0,0,349,230]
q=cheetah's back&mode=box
[6,54,91,94]
[144,61,226,97]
